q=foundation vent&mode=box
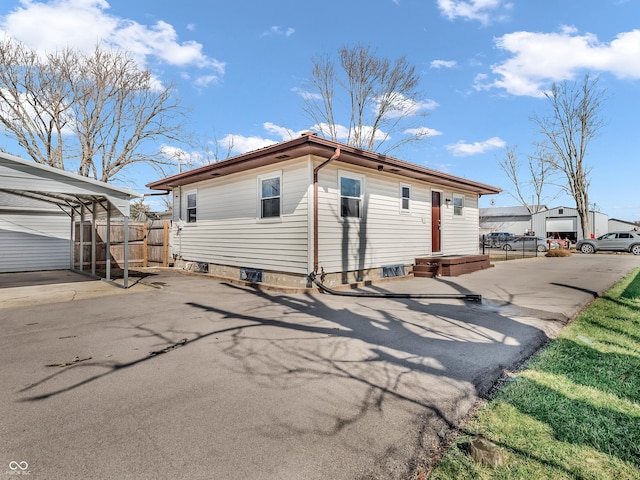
[382,264,405,278]
[240,267,264,283]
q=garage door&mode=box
[0,211,70,273]
[546,217,576,233]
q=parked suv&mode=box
[576,231,640,255]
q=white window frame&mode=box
[400,183,411,213]
[257,171,282,221]
[338,170,364,219]
[453,194,464,216]
[184,190,197,223]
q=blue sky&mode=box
[1,0,639,220]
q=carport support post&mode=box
[91,202,97,277]
[105,207,111,282]
[70,209,75,270]
[79,204,84,273]
[123,215,129,288]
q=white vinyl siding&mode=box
[0,211,70,272]
[317,163,431,273]
[441,191,480,255]
[170,155,485,277]
[173,159,311,274]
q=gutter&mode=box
[313,147,340,273]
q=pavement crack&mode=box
[148,338,188,356]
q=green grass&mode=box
[429,268,640,480]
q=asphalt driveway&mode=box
[2,254,639,479]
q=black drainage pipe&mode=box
[308,272,482,302]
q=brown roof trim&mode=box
[146,133,501,195]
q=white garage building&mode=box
[531,206,608,241]
[0,152,140,286]
[481,205,611,242]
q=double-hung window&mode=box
[185,191,197,223]
[340,173,363,218]
[259,172,281,219]
[453,194,464,216]
[400,184,411,212]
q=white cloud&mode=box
[446,137,505,156]
[292,87,322,101]
[376,93,439,119]
[219,134,278,155]
[0,0,224,83]
[308,123,388,143]
[437,0,511,25]
[263,122,303,140]
[310,123,352,140]
[194,75,221,88]
[261,26,295,37]
[430,59,457,69]
[404,127,443,137]
[160,145,205,168]
[476,27,640,97]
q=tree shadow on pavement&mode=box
[16,278,560,479]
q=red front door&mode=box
[431,191,441,253]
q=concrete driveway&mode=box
[1,254,639,479]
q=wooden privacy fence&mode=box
[73,219,171,270]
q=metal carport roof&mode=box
[0,151,141,287]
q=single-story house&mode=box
[146,133,501,288]
[0,152,140,286]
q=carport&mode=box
[0,151,140,287]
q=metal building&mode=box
[0,152,140,287]
[608,218,638,232]
[479,205,546,236]
[531,206,608,242]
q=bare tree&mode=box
[0,39,188,182]
[497,145,556,214]
[195,129,235,164]
[303,53,339,142]
[0,39,71,169]
[303,44,428,153]
[532,74,605,238]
